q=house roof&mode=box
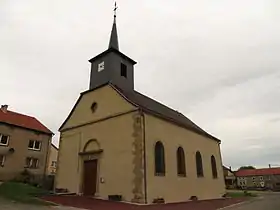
[235,168,280,177]
[60,83,220,142]
[0,109,53,135]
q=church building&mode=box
[55,11,225,204]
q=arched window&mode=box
[154,141,165,175]
[177,147,186,176]
[211,155,218,178]
[196,151,204,177]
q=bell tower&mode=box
[89,3,137,91]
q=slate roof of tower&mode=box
[108,15,119,50]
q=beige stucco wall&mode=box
[61,85,136,131]
[0,124,52,180]
[56,85,140,202]
[47,144,58,175]
[144,114,226,203]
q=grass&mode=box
[0,181,56,205]
[227,191,258,198]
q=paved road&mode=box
[227,194,280,210]
[1,194,280,210]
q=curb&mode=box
[217,197,263,210]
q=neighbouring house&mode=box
[0,105,53,181]
[223,166,236,189]
[47,144,58,175]
[55,13,226,204]
[235,167,280,191]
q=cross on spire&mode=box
[108,1,119,50]
[114,1,118,20]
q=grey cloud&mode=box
[1,0,280,165]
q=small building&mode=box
[235,167,280,191]
[47,144,58,175]
[55,13,226,204]
[223,166,236,189]
[0,105,53,181]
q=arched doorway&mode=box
[79,139,103,196]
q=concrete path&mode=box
[225,194,280,210]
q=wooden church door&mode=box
[83,159,98,196]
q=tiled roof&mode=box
[235,168,280,177]
[0,109,53,135]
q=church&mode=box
[55,10,226,204]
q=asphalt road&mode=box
[227,194,280,210]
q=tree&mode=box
[238,166,256,170]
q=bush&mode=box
[12,169,34,184]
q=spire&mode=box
[108,2,119,50]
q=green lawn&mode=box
[0,182,55,205]
[227,191,258,198]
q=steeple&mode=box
[108,2,119,50]
[88,2,137,92]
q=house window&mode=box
[252,176,255,180]
[0,134,9,146]
[196,151,204,177]
[177,147,186,176]
[211,155,218,178]
[121,63,127,78]
[51,161,57,168]
[260,176,263,181]
[154,141,165,175]
[25,157,39,169]
[28,140,41,150]
[0,155,5,167]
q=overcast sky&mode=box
[1,0,280,170]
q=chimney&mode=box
[269,164,271,168]
[1,105,8,113]
[229,166,232,171]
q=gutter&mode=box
[140,109,148,204]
